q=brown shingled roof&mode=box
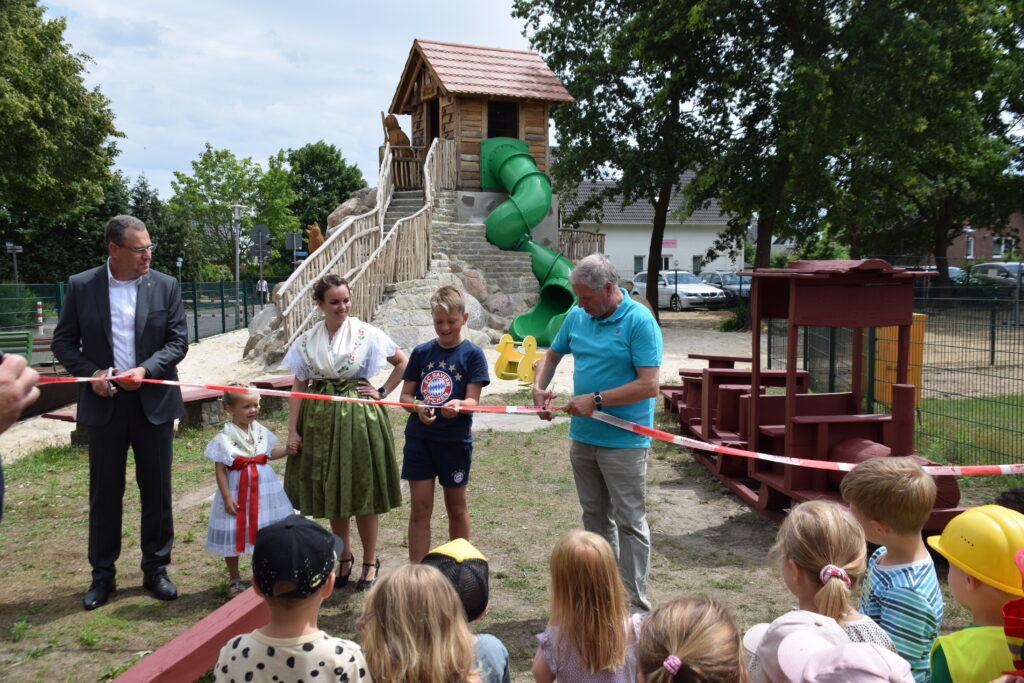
[390,39,574,114]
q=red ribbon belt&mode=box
[229,455,268,552]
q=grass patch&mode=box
[0,396,998,681]
[916,394,1023,465]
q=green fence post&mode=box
[990,305,997,366]
[56,281,65,313]
[220,282,227,334]
[191,281,200,343]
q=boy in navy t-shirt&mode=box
[400,285,489,562]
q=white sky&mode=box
[45,1,533,199]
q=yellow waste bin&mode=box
[870,312,927,407]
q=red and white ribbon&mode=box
[37,375,1024,477]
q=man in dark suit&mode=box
[52,215,189,610]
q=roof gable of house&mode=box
[389,39,574,114]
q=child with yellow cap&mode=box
[422,538,511,683]
[927,504,1024,683]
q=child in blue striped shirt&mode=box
[840,457,943,683]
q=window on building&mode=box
[965,236,974,259]
[634,256,645,274]
[487,101,518,139]
[994,236,1017,257]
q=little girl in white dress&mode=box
[205,389,294,595]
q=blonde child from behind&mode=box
[358,563,482,682]
[839,456,942,682]
[770,500,896,649]
[532,530,642,682]
[926,504,1024,683]
[746,500,896,680]
[205,389,294,595]
[636,597,747,683]
[399,285,489,562]
[213,515,369,682]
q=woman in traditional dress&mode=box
[284,273,408,590]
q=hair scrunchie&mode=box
[663,655,682,675]
[819,564,852,586]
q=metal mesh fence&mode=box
[767,294,1024,465]
[12,281,273,367]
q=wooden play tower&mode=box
[387,39,573,190]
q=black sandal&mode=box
[336,555,355,588]
[355,558,380,592]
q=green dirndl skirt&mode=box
[284,377,402,518]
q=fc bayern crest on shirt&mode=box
[420,369,454,405]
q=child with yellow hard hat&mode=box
[926,504,1024,683]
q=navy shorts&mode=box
[402,437,473,488]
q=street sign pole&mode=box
[5,242,23,295]
[229,205,248,327]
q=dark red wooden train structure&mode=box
[666,259,962,530]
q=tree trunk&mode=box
[755,213,775,268]
[647,179,674,324]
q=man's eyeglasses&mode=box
[120,244,156,254]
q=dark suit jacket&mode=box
[51,264,189,427]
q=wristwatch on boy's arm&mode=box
[593,391,603,411]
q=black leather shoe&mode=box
[83,579,115,610]
[142,571,178,601]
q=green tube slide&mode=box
[480,137,575,347]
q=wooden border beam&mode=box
[114,589,268,682]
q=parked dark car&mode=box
[699,270,752,303]
[972,262,1022,293]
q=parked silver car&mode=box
[699,270,752,302]
[631,270,728,310]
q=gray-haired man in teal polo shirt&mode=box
[532,253,662,612]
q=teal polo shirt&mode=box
[551,289,662,448]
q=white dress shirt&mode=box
[107,260,141,373]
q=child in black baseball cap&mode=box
[213,515,370,682]
[422,538,511,683]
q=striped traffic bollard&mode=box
[36,301,43,335]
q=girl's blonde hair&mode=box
[359,564,477,683]
[636,598,746,683]
[549,530,630,674]
[770,500,866,621]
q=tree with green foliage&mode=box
[253,150,300,272]
[688,0,1021,271]
[0,172,129,283]
[0,0,121,212]
[824,1,1023,282]
[128,174,188,278]
[286,141,366,230]
[513,0,716,320]
[169,144,298,275]
[516,0,1023,273]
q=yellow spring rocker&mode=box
[493,334,543,383]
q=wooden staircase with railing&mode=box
[274,139,458,347]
